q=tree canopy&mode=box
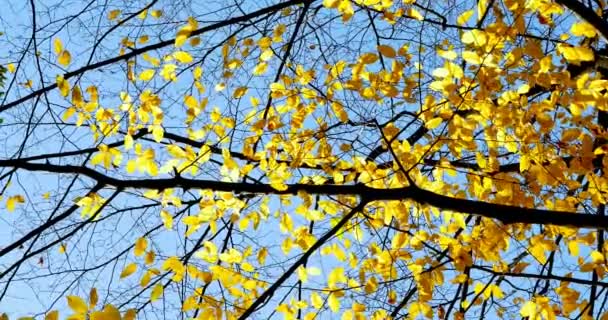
[3,0,608,319]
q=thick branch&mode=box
[4,160,608,229]
[556,0,608,40]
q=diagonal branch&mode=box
[0,0,311,113]
[555,0,608,40]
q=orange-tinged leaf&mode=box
[89,288,98,308]
[45,310,59,320]
[233,86,248,98]
[6,195,24,212]
[107,9,121,20]
[120,263,137,279]
[377,45,396,58]
[359,53,378,64]
[145,250,156,265]
[123,309,136,320]
[67,295,88,313]
[101,304,121,320]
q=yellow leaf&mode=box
[457,10,474,26]
[462,51,481,64]
[56,76,70,97]
[152,125,163,143]
[58,50,71,67]
[175,33,188,48]
[59,243,67,254]
[120,263,137,279]
[150,283,163,301]
[184,95,197,109]
[175,18,197,48]
[253,62,268,75]
[425,117,443,129]
[139,69,155,81]
[297,266,308,283]
[193,66,203,79]
[6,195,24,212]
[53,38,63,55]
[150,10,162,18]
[408,7,424,21]
[138,9,147,20]
[160,210,173,229]
[377,45,396,58]
[107,10,121,20]
[134,238,148,257]
[7,63,15,73]
[571,21,596,38]
[260,49,274,61]
[520,301,537,317]
[89,288,98,308]
[328,293,340,312]
[461,30,487,47]
[559,45,594,62]
[124,134,133,150]
[310,292,323,309]
[67,295,88,313]
[324,0,339,8]
[45,310,59,320]
[477,0,489,21]
[438,49,457,60]
[173,51,193,64]
[62,107,76,121]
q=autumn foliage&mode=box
[4,0,608,319]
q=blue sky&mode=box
[0,0,606,319]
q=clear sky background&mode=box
[0,0,602,319]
